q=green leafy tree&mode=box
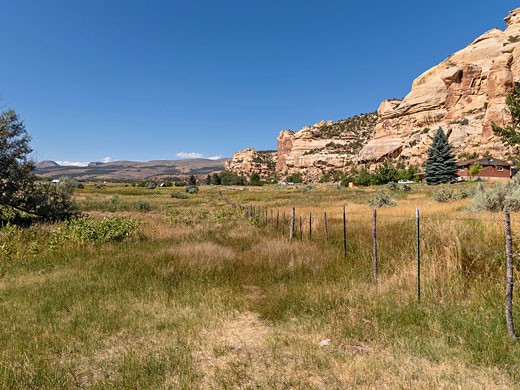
[249,173,261,186]
[354,169,374,186]
[286,172,303,184]
[373,161,399,185]
[491,85,520,165]
[211,173,221,185]
[468,163,483,178]
[0,109,77,222]
[425,127,458,185]
[492,85,520,146]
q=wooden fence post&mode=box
[282,212,285,236]
[290,207,295,240]
[373,209,378,284]
[343,206,347,258]
[299,216,303,241]
[277,209,279,229]
[416,208,421,302]
[271,209,273,225]
[324,212,328,244]
[504,211,517,342]
[309,212,312,240]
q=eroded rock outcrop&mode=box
[276,114,377,181]
[358,8,520,166]
[225,148,277,179]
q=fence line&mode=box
[217,191,518,341]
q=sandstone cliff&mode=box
[228,8,520,181]
[358,8,520,166]
[276,114,377,180]
[225,148,278,179]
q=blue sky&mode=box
[1,1,518,165]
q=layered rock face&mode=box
[276,115,377,180]
[225,148,277,179]
[228,8,520,181]
[358,8,520,166]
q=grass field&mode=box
[1,182,520,389]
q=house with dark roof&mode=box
[457,158,512,179]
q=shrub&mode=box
[470,182,520,211]
[108,194,119,212]
[401,184,411,191]
[136,200,151,211]
[137,181,146,187]
[459,188,471,199]
[146,181,156,189]
[301,184,315,193]
[186,185,199,194]
[171,192,189,199]
[60,217,140,242]
[368,190,397,208]
[433,186,458,203]
[386,181,398,190]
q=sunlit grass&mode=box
[0,182,519,388]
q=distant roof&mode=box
[457,158,511,167]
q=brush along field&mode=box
[1,182,520,389]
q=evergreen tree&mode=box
[205,175,211,185]
[425,127,457,185]
[188,175,197,186]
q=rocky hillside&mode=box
[228,7,520,181]
[227,115,376,181]
[358,7,520,167]
[225,149,277,179]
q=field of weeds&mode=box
[1,182,520,389]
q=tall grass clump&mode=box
[470,182,520,211]
[136,200,151,211]
[368,190,397,207]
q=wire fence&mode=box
[218,191,519,342]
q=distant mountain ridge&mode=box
[35,158,228,181]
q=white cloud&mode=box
[208,155,223,160]
[176,152,203,159]
[102,157,112,163]
[56,161,89,167]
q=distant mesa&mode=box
[35,160,60,168]
[34,158,229,181]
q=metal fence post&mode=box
[373,209,378,284]
[504,211,517,342]
[290,207,295,240]
[271,209,273,225]
[324,212,328,244]
[416,208,420,302]
[343,206,347,258]
[276,209,279,229]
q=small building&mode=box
[457,158,512,179]
[51,179,60,185]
